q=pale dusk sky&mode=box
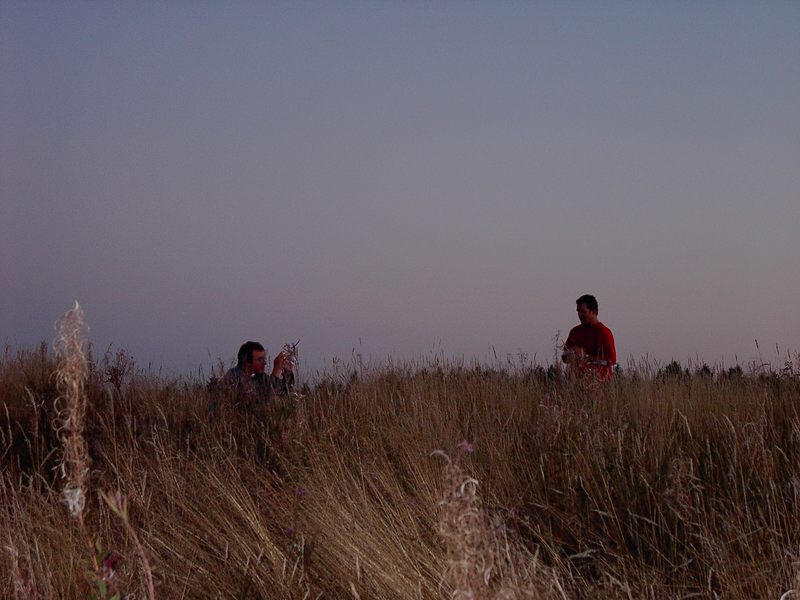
[2,2,798,375]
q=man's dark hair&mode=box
[236,341,265,368]
[576,294,599,313]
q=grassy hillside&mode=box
[2,337,799,599]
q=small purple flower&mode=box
[101,550,120,581]
[454,440,475,464]
[457,440,474,454]
[296,486,306,498]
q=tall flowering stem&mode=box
[53,301,90,526]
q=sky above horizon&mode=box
[2,2,799,377]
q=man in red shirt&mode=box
[562,294,616,381]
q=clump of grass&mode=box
[435,440,495,599]
[435,441,564,600]
[2,344,800,598]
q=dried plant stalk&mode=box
[282,340,300,370]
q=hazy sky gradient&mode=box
[3,2,799,375]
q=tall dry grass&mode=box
[1,332,799,598]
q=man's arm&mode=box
[268,351,295,395]
[562,339,573,364]
[562,329,584,364]
[599,328,616,366]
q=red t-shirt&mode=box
[565,321,616,380]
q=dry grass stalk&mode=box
[102,489,155,600]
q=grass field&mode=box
[2,321,800,598]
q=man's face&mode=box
[247,350,268,375]
[577,303,597,326]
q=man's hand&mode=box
[271,351,293,377]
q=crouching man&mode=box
[222,340,295,403]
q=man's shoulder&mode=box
[223,366,245,381]
[567,324,584,338]
[596,322,614,337]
